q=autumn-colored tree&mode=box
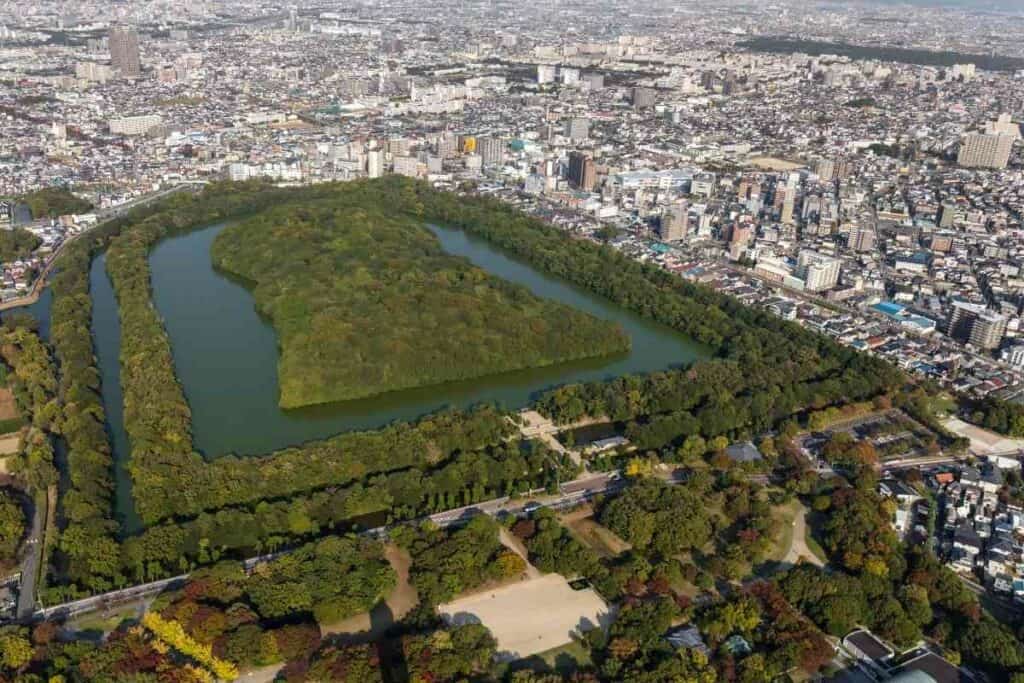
[490,550,527,579]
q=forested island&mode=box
[210,195,630,407]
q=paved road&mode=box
[23,471,623,625]
[15,494,44,619]
[882,455,959,470]
[17,464,766,625]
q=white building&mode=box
[536,65,556,84]
[108,114,163,136]
[392,155,420,177]
[796,250,841,292]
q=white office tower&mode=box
[367,150,384,178]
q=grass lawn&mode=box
[925,393,957,416]
[68,606,141,636]
[495,639,593,679]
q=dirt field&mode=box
[745,156,805,171]
[776,502,823,568]
[439,573,613,661]
[559,506,631,559]
[0,435,20,459]
[322,544,419,640]
[944,417,1024,456]
[0,388,18,422]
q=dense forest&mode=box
[211,197,629,407]
[9,177,1023,682]
[0,228,41,262]
[0,534,396,681]
[0,325,59,494]
[31,177,907,596]
[121,438,573,582]
[0,490,24,573]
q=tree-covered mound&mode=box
[18,187,93,219]
[211,196,630,407]
[0,228,41,262]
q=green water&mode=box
[131,222,710,457]
[10,221,710,530]
[90,254,141,531]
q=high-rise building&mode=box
[796,250,841,292]
[971,312,1007,350]
[957,131,1014,169]
[632,87,656,109]
[75,61,113,83]
[729,224,753,246]
[567,152,596,192]
[938,203,957,228]
[109,26,141,77]
[661,201,689,242]
[948,302,1006,350]
[1004,342,1024,367]
[780,197,795,225]
[536,65,556,84]
[478,136,505,167]
[950,63,976,81]
[815,157,849,182]
[848,224,876,252]
[564,117,589,142]
[987,113,1020,139]
[366,150,384,178]
[436,133,458,158]
[0,200,12,229]
[387,137,411,156]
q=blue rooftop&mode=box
[872,301,906,316]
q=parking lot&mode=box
[799,411,939,465]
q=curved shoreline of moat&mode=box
[143,221,709,457]
[14,219,710,529]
